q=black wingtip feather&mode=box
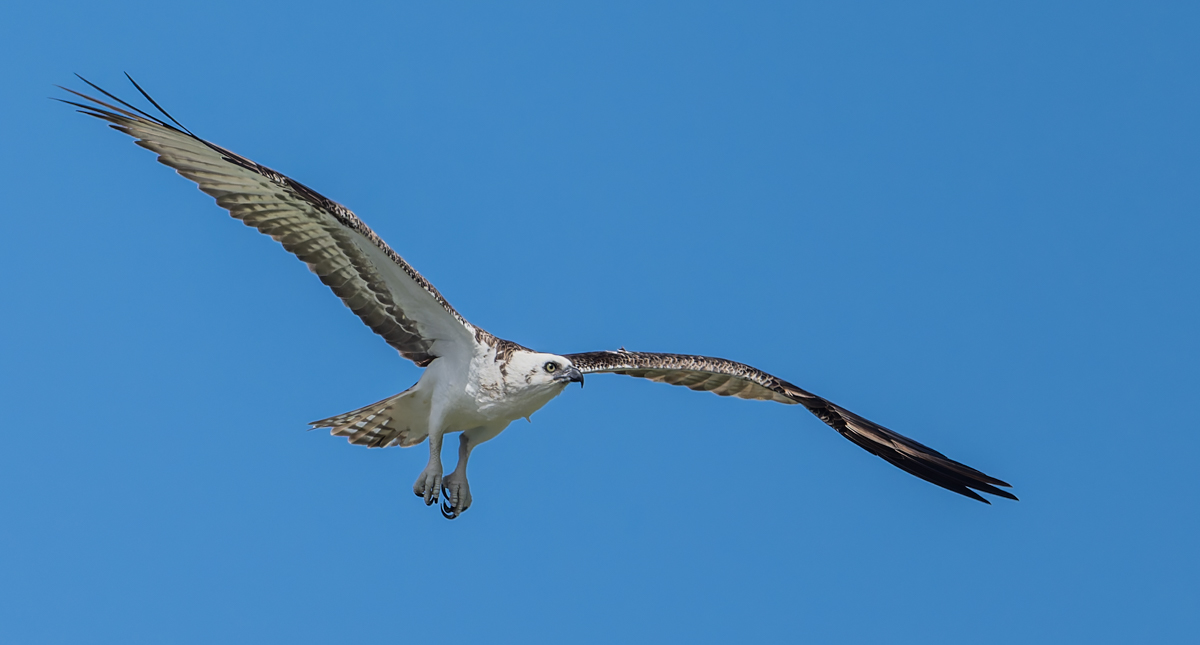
[73,73,166,125]
[807,399,1017,504]
[122,72,196,136]
[59,75,252,172]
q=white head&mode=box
[503,351,585,391]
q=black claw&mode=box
[440,498,458,520]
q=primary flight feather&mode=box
[61,75,1016,518]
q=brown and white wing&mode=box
[61,77,480,366]
[566,350,1017,504]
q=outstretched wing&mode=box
[60,76,481,366]
[566,349,1017,504]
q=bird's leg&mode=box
[440,424,505,519]
[413,427,444,506]
[440,434,474,519]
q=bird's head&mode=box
[506,351,585,390]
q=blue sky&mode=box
[2,1,1197,643]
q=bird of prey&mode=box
[60,75,1016,519]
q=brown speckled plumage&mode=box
[566,350,1016,503]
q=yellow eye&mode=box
[544,362,558,373]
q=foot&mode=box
[413,466,443,506]
[440,471,472,519]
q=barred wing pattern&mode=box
[566,350,1016,503]
[60,78,480,366]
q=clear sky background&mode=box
[2,2,1197,643]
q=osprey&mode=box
[61,76,1017,519]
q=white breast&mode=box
[459,347,566,426]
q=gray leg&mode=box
[413,426,444,506]
[440,424,505,519]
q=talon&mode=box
[415,470,443,506]
[439,472,471,518]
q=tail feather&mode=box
[309,385,429,448]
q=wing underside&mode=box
[566,349,1017,503]
[61,76,481,366]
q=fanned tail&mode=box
[309,385,430,448]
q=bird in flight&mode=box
[60,75,1016,519]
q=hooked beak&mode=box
[557,365,585,388]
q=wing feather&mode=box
[566,349,1016,503]
[62,78,483,366]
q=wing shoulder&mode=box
[566,349,801,403]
